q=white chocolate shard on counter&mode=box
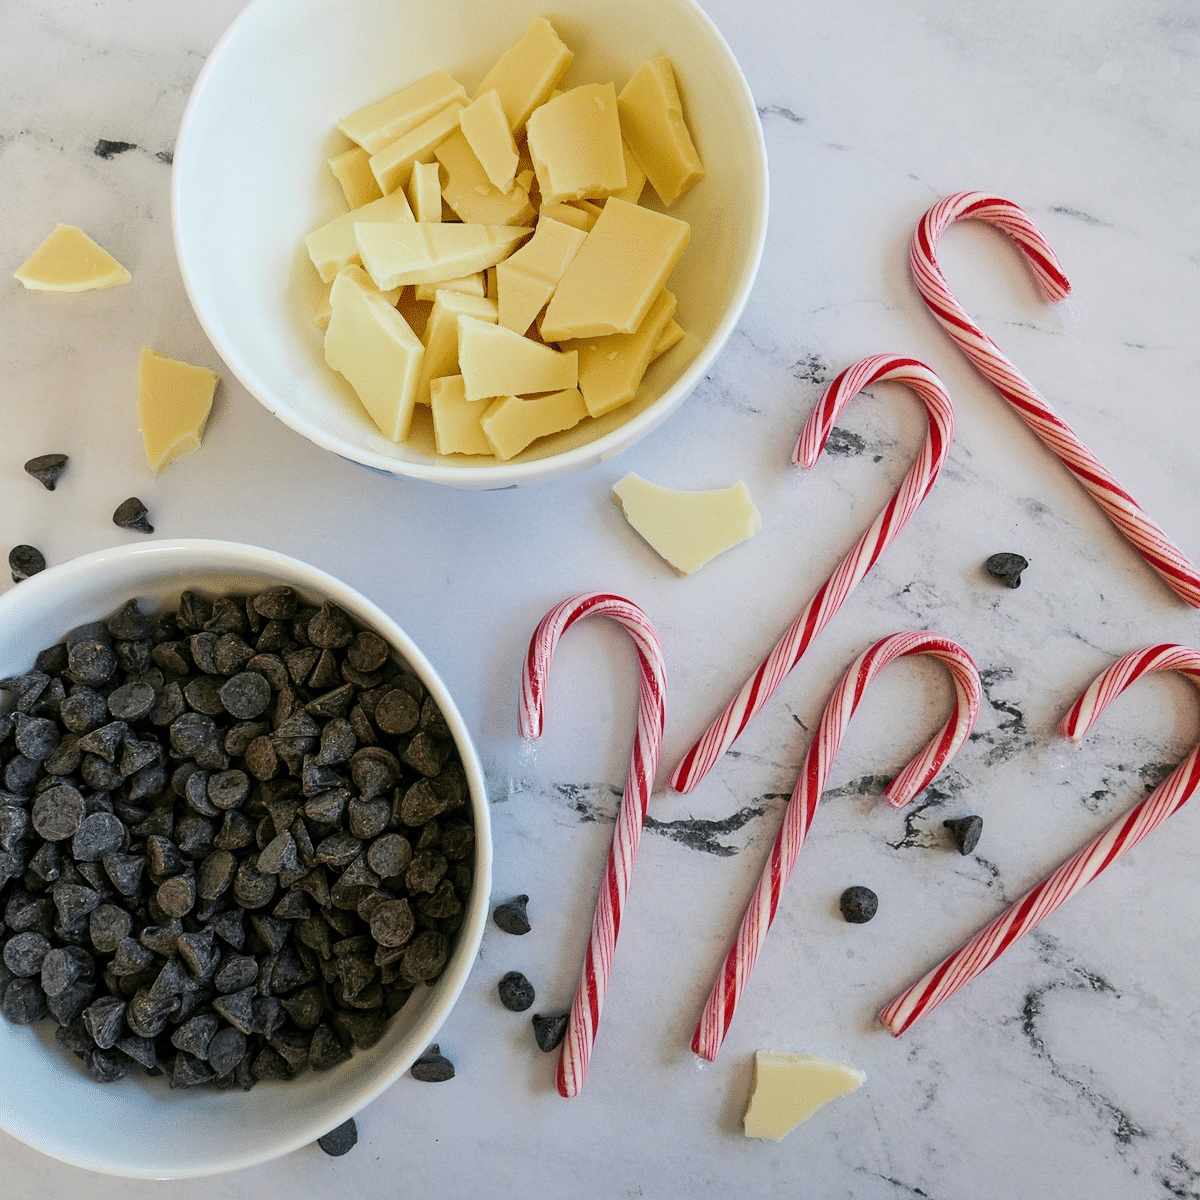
[473,17,574,133]
[324,265,424,441]
[480,388,587,460]
[611,473,761,576]
[742,1051,866,1140]
[617,57,704,207]
[15,224,131,291]
[339,70,468,155]
[355,221,531,290]
[540,198,690,340]
[137,348,219,474]
[305,189,415,283]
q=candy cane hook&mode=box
[519,592,667,1097]
[692,631,981,1061]
[912,191,1200,606]
[670,354,956,795]
[881,643,1200,1036]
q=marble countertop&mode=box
[3,0,1200,1195]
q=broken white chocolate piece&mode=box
[355,221,531,290]
[539,198,690,340]
[496,215,587,335]
[338,70,468,155]
[327,145,383,209]
[137,348,219,474]
[368,102,464,195]
[617,57,704,207]
[435,130,535,226]
[742,1051,866,1140]
[305,189,415,283]
[525,82,626,206]
[611,472,761,576]
[472,17,574,133]
[430,374,492,456]
[458,315,577,401]
[458,88,520,194]
[324,266,424,441]
[15,224,131,291]
[480,388,587,460]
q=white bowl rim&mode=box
[0,538,493,1178]
[171,0,769,489]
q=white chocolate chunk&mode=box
[313,265,401,331]
[369,102,464,194]
[652,318,684,360]
[327,145,383,209]
[305,189,415,283]
[430,374,493,456]
[415,289,498,406]
[472,17,574,133]
[406,160,444,223]
[15,224,130,291]
[136,348,219,474]
[611,473,761,576]
[608,141,647,206]
[496,215,587,334]
[458,89,520,193]
[742,1051,866,1140]
[434,131,535,226]
[480,388,587,460]
[458,315,577,401]
[324,266,424,441]
[414,272,485,303]
[536,201,596,233]
[617,57,704,207]
[540,197,690,340]
[559,288,677,417]
[339,70,468,155]
[525,83,627,205]
[355,221,531,290]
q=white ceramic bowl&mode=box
[0,540,492,1178]
[173,0,768,488]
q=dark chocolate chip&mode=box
[839,885,878,924]
[410,1043,455,1082]
[9,544,46,583]
[944,814,984,855]
[498,970,535,1012]
[531,1012,568,1052]
[112,497,154,534]
[984,552,1028,589]
[23,453,68,490]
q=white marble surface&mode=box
[2,0,1200,1194]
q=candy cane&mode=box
[670,354,955,795]
[912,191,1200,606]
[519,592,667,1097]
[881,643,1200,1036]
[692,631,981,1061]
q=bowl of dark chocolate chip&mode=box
[0,539,491,1177]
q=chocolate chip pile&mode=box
[0,586,474,1089]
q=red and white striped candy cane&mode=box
[669,354,955,795]
[881,643,1200,1037]
[692,631,981,1061]
[519,592,667,1097]
[912,191,1200,606]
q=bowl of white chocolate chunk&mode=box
[172,0,768,488]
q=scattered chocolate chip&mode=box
[498,971,535,1012]
[9,544,46,583]
[23,453,69,490]
[410,1043,455,1082]
[492,894,531,935]
[317,1117,359,1157]
[839,885,878,924]
[531,1012,569,1052]
[943,815,984,855]
[113,497,154,534]
[984,552,1028,589]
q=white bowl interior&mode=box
[0,540,492,1178]
[173,0,768,488]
